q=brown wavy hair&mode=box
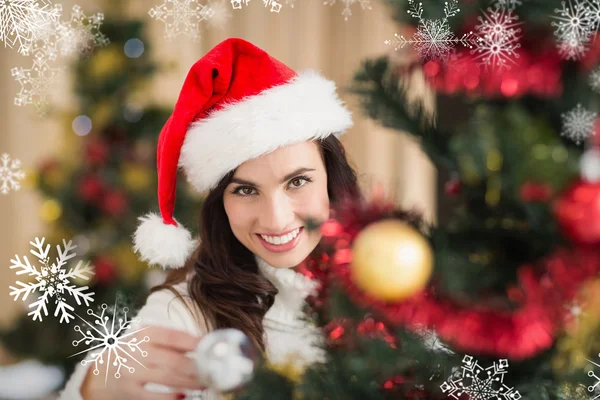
[150,135,361,351]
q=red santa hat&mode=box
[133,37,353,269]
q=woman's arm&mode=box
[58,283,212,400]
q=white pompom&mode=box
[193,328,259,392]
[133,213,197,269]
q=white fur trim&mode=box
[179,70,353,192]
[133,213,198,269]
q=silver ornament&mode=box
[192,328,258,392]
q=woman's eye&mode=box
[290,177,307,188]
[233,186,256,196]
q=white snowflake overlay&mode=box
[12,5,108,116]
[53,5,109,57]
[0,153,26,195]
[0,0,61,55]
[24,4,109,58]
[471,4,522,70]
[385,0,473,62]
[323,0,371,21]
[561,103,597,145]
[228,0,369,18]
[12,50,61,116]
[9,237,95,323]
[590,65,600,93]
[386,0,521,69]
[551,0,600,60]
[440,355,522,400]
[71,300,150,384]
[589,356,600,400]
[149,0,214,41]
[228,0,283,14]
[496,0,521,9]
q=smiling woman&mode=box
[60,37,360,400]
[224,141,332,269]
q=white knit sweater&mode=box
[58,257,325,400]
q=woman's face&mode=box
[223,141,330,269]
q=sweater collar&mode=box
[255,256,317,299]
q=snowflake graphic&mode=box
[323,0,371,21]
[12,49,62,116]
[20,19,60,60]
[440,355,522,400]
[0,153,25,195]
[9,237,95,323]
[230,0,249,10]
[385,0,474,62]
[552,0,594,60]
[0,0,61,55]
[561,103,597,145]
[495,0,521,10]
[590,66,600,93]
[261,0,282,12]
[471,5,522,69]
[70,300,150,384]
[560,31,591,59]
[21,5,108,61]
[149,0,214,41]
[205,0,231,27]
[54,5,109,57]
[588,356,600,400]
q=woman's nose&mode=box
[259,193,294,233]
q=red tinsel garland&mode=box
[302,197,600,360]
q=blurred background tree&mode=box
[0,4,201,379]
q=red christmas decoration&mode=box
[425,45,563,99]
[520,181,553,203]
[444,177,462,197]
[357,317,397,348]
[381,372,431,399]
[85,138,110,166]
[93,256,117,284]
[77,175,105,202]
[554,179,600,245]
[101,190,128,217]
[305,196,600,360]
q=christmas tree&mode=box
[236,0,600,399]
[0,10,201,378]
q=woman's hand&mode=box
[80,326,206,400]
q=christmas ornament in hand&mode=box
[192,329,259,393]
[350,219,434,302]
[554,146,600,245]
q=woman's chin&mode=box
[260,251,307,269]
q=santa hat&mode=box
[133,38,353,269]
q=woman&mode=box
[60,37,361,400]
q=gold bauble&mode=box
[350,219,433,302]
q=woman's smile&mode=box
[255,227,304,253]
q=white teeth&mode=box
[260,228,300,245]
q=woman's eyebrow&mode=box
[230,167,316,188]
